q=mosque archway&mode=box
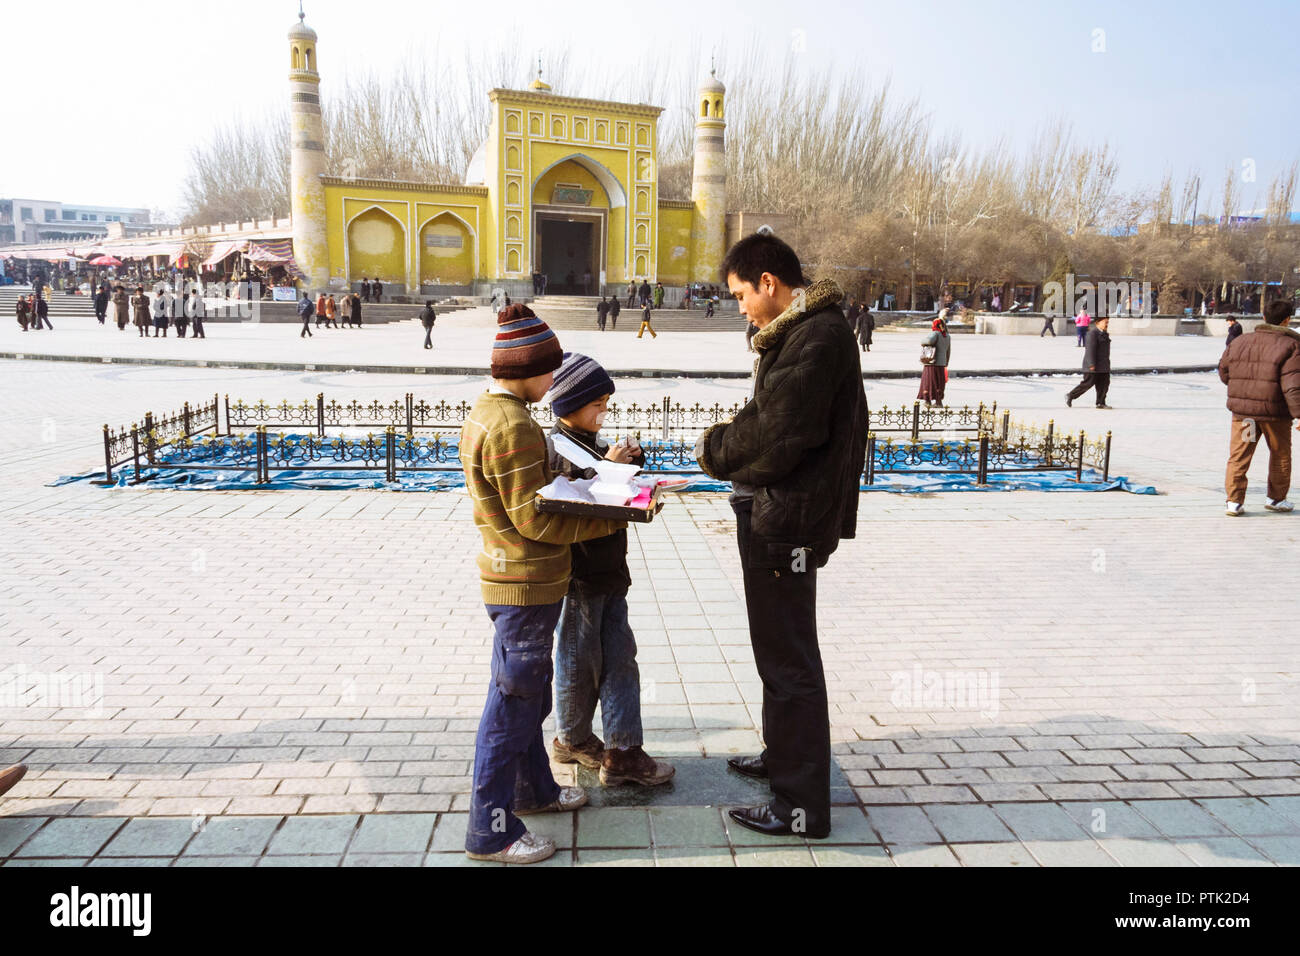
[346,206,406,286]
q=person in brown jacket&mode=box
[15,296,30,330]
[112,286,130,330]
[1218,300,1300,516]
[132,286,150,336]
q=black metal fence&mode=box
[100,394,220,484]
[866,410,1112,485]
[225,393,748,439]
[101,393,1113,487]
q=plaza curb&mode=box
[0,351,1220,381]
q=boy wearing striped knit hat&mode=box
[460,304,626,865]
[546,353,675,788]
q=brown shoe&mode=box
[0,763,28,798]
[599,746,675,787]
[552,735,604,769]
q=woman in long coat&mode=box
[917,312,951,407]
[131,286,151,336]
[855,306,874,352]
[111,286,130,330]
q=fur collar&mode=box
[1256,322,1300,343]
[751,278,844,353]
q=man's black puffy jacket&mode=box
[695,278,868,569]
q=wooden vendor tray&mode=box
[535,483,665,523]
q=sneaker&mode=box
[552,734,605,769]
[465,830,556,864]
[1264,498,1294,513]
[1225,502,1245,517]
[599,746,676,787]
[514,785,588,815]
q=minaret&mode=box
[288,7,329,292]
[690,64,726,283]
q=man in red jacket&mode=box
[1218,300,1300,516]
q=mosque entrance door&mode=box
[535,211,603,295]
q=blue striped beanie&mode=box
[549,352,615,418]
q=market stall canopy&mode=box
[202,240,248,268]
[245,239,304,278]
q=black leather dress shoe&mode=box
[727,754,768,779]
[728,804,830,840]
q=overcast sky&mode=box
[3,0,1296,220]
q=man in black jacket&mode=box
[595,296,610,331]
[694,233,869,839]
[420,301,437,349]
[1066,315,1112,408]
[608,295,620,330]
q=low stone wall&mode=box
[1203,317,1264,338]
[974,313,1264,336]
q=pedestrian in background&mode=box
[608,295,620,330]
[93,284,109,324]
[340,291,353,328]
[189,287,206,338]
[132,287,150,337]
[855,304,874,352]
[298,292,315,338]
[596,295,609,331]
[1225,316,1243,348]
[1075,307,1091,347]
[1066,315,1112,408]
[1219,300,1300,516]
[637,302,657,339]
[372,278,384,303]
[112,285,130,330]
[918,312,951,406]
[420,300,437,349]
[360,277,371,303]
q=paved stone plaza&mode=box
[1,326,1297,866]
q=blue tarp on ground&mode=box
[53,434,1156,494]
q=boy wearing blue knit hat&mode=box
[545,353,675,787]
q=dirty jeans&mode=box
[465,601,563,855]
[555,587,643,750]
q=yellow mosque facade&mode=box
[287,13,727,298]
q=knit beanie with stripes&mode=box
[549,352,615,417]
[491,304,564,379]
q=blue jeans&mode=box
[555,588,643,750]
[465,601,563,855]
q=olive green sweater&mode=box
[460,390,624,605]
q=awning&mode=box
[245,239,303,278]
[202,240,248,268]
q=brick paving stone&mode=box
[1197,797,1300,837]
[182,816,280,856]
[101,818,196,857]
[923,805,1014,843]
[654,846,736,866]
[15,818,125,858]
[888,844,960,867]
[1098,838,1198,867]
[972,784,1048,802]
[810,845,893,866]
[865,806,942,844]
[1130,800,1235,838]
[1022,840,1116,867]
[1168,780,1246,799]
[952,842,1039,866]
[1060,802,1159,839]
[1243,836,1300,865]
[266,815,359,855]
[1176,837,1273,867]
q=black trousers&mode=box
[423,327,433,348]
[1041,318,1056,337]
[734,502,831,834]
[301,318,313,337]
[1067,372,1109,405]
